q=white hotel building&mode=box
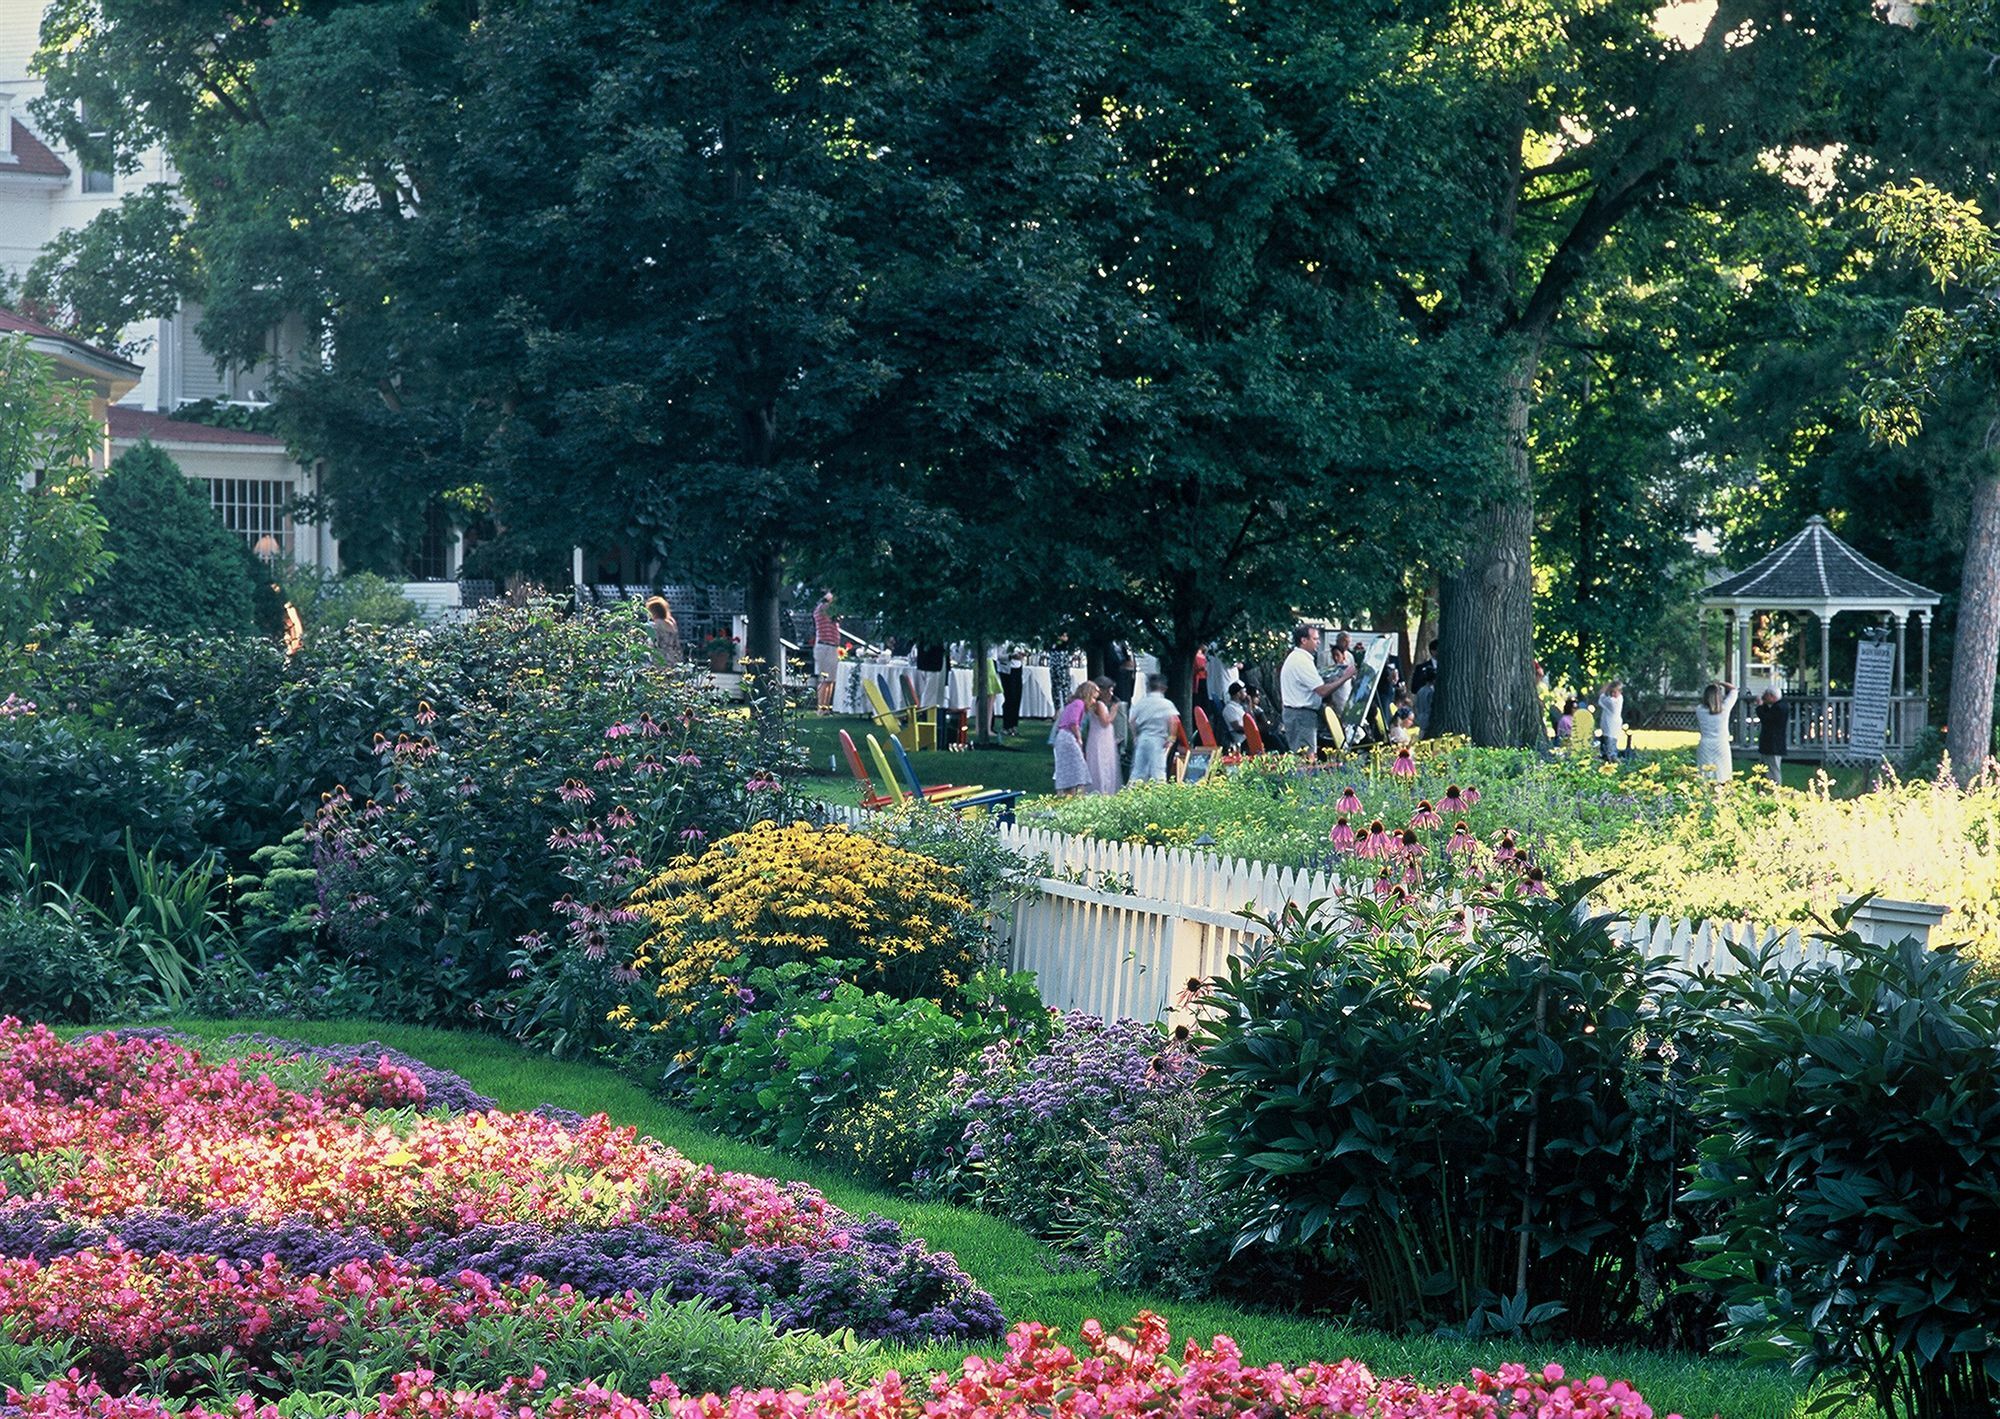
[0,5,340,572]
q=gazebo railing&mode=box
[1726,694,1930,759]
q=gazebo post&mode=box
[1820,613,1834,756]
[1737,610,1753,742]
[1895,612,1907,697]
[1920,609,1931,701]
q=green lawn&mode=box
[146,1017,1845,1418]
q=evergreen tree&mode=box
[80,441,260,636]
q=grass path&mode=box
[152,1017,1833,1418]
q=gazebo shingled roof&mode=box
[1703,515,1940,610]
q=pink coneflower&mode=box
[679,826,708,844]
[1523,865,1549,897]
[455,776,478,797]
[371,732,393,756]
[1462,784,1482,806]
[1410,800,1441,830]
[605,722,636,740]
[1440,785,1465,814]
[631,756,667,775]
[1494,831,1517,863]
[1391,748,1417,779]
[745,774,780,793]
[1446,821,1475,855]
[1357,819,1389,859]
[1402,862,1423,890]
[676,752,702,767]
[558,778,595,804]
[605,803,637,829]
[1372,869,1397,900]
[594,754,625,772]
[1329,817,1357,852]
[415,700,437,726]
[1397,827,1422,857]
[1337,786,1363,815]
[636,712,663,738]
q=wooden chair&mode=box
[841,730,964,809]
[900,672,941,751]
[885,737,1022,822]
[1240,715,1267,755]
[1193,706,1220,748]
[862,676,934,752]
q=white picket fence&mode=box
[825,806,1946,1026]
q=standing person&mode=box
[1052,682,1096,795]
[1002,643,1026,734]
[645,596,682,668]
[1085,676,1123,794]
[812,592,840,714]
[1127,674,1177,782]
[915,641,949,709]
[1281,625,1343,756]
[1694,680,1740,783]
[1410,640,1439,693]
[1597,680,1626,763]
[1111,640,1139,705]
[1756,687,1789,784]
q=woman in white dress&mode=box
[1693,680,1739,783]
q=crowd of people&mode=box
[796,595,1797,795]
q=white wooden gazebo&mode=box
[1701,516,1941,761]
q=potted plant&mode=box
[699,632,737,672]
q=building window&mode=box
[78,102,112,193]
[409,500,451,581]
[205,477,292,559]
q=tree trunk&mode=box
[1165,637,1199,740]
[743,549,784,681]
[1433,358,1546,747]
[1413,579,1439,668]
[1948,449,2000,784]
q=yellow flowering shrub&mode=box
[627,820,980,1008]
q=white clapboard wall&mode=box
[824,806,1943,1026]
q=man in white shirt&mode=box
[1597,680,1626,762]
[1127,674,1178,781]
[1222,682,1250,746]
[1280,625,1346,756]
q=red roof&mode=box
[108,404,286,449]
[1,121,71,180]
[0,305,143,377]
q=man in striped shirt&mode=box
[813,592,841,714]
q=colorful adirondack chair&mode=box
[899,673,941,751]
[1193,706,1219,748]
[1240,715,1267,755]
[862,676,934,752]
[885,738,1022,822]
[841,730,966,809]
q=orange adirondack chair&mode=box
[1193,706,1220,748]
[1241,715,1267,755]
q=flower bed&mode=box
[0,1020,1001,1380]
[9,1310,1676,1419]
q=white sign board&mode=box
[1842,639,1897,763]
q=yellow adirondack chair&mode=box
[861,676,934,752]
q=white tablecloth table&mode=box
[837,661,975,712]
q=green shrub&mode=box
[1196,885,1710,1344]
[75,440,263,637]
[0,894,123,1022]
[282,565,420,630]
[1688,925,2000,1419]
[0,714,220,884]
[651,957,1040,1183]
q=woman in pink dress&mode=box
[1085,676,1122,795]
[1052,682,1095,795]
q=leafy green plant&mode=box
[1196,883,1710,1344]
[0,894,125,1023]
[1688,918,2000,1419]
[0,334,109,646]
[663,958,1030,1183]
